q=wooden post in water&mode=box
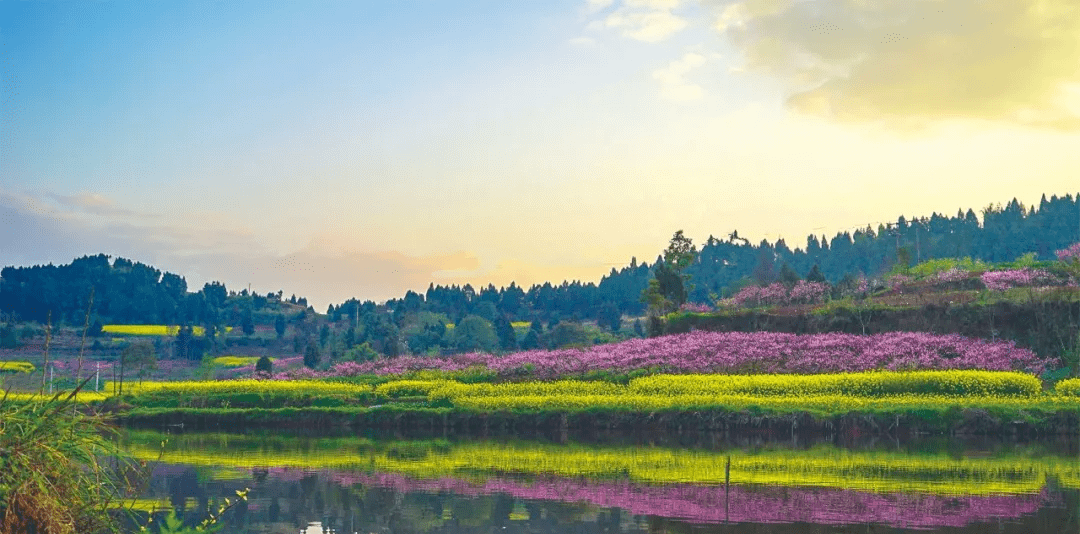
[559,413,569,444]
[724,455,731,523]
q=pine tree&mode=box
[304,342,320,369]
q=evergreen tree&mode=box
[494,314,517,351]
[641,231,697,315]
[255,356,273,374]
[521,329,541,350]
[0,323,18,349]
[779,262,801,286]
[274,314,286,339]
[241,307,255,336]
[319,324,330,347]
[598,303,621,332]
[303,342,320,369]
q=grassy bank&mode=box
[0,387,127,533]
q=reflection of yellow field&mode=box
[124,431,1079,496]
[111,498,173,512]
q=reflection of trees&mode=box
[453,496,494,527]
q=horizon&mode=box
[3,1,1080,309]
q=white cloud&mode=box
[601,0,688,42]
[568,36,597,47]
[653,52,707,101]
[713,0,1080,128]
[47,191,154,217]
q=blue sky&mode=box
[2,0,1079,308]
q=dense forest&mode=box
[372,193,1079,324]
[1,193,1077,351]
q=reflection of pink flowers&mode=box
[980,269,1053,291]
[279,331,1052,381]
[260,468,1052,529]
[1056,242,1080,263]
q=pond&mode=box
[119,429,1079,533]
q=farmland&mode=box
[63,368,1072,433]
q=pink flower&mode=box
[1056,242,1080,263]
[980,269,1053,291]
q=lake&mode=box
[119,429,1079,533]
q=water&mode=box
[119,429,1079,533]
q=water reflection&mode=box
[122,430,1079,533]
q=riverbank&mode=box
[117,403,1080,437]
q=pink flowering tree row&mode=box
[269,330,1053,380]
[1057,242,1080,263]
[979,269,1056,291]
[721,281,830,309]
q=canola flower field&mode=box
[210,356,273,367]
[11,370,1080,418]
[102,324,206,336]
[0,360,35,374]
[101,325,236,337]
[104,379,375,409]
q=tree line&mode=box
[1,193,1076,352]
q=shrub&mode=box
[1054,378,1080,396]
[256,356,273,374]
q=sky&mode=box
[1,0,1079,310]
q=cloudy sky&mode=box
[2,0,1079,309]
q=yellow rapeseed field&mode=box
[0,360,36,374]
[102,325,207,336]
[115,379,371,397]
[423,371,1077,414]
[1055,377,1080,396]
[210,356,273,367]
[2,391,109,403]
